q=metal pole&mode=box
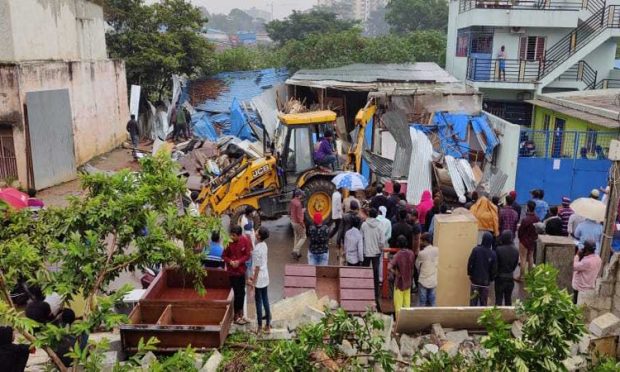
[600,161,620,265]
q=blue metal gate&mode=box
[515,130,614,204]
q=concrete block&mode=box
[440,341,459,357]
[563,356,586,371]
[431,323,447,342]
[399,334,421,358]
[338,339,357,357]
[389,338,401,358]
[141,352,157,366]
[201,350,223,372]
[422,343,439,355]
[375,313,393,349]
[445,330,469,345]
[271,290,318,321]
[579,334,592,354]
[304,305,326,320]
[589,313,620,337]
[511,321,523,338]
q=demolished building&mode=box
[286,63,520,203]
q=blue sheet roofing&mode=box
[193,68,289,114]
[415,112,499,160]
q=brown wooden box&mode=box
[120,268,233,351]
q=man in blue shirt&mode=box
[531,189,549,221]
[574,219,603,255]
[313,130,337,169]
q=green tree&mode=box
[386,0,449,33]
[104,0,215,99]
[265,10,359,45]
[0,152,220,370]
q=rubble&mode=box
[399,334,421,358]
[588,312,620,337]
[445,330,469,345]
[201,350,223,372]
[338,340,357,357]
[511,320,523,338]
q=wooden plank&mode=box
[340,278,374,288]
[340,288,375,300]
[339,267,373,279]
[284,287,315,298]
[341,300,376,313]
[285,264,316,277]
[284,276,317,288]
[396,306,517,333]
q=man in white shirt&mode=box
[330,188,343,243]
[416,233,439,306]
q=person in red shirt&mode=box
[223,225,252,324]
[289,190,306,260]
[517,201,539,281]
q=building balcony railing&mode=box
[595,79,620,89]
[459,0,588,13]
[466,58,541,83]
[466,58,597,87]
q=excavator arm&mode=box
[347,101,377,173]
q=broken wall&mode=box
[0,60,128,188]
[0,0,107,62]
[581,254,620,322]
[485,111,520,196]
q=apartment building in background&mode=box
[318,0,387,21]
[445,0,620,125]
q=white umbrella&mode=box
[331,172,368,191]
[570,197,606,222]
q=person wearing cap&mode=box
[558,197,574,236]
[313,129,337,169]
[289,190,306,260]
[590,188,600,200]
[307,212,330,266]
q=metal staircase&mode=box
[538,5,620,86]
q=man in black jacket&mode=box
[494,230,519,305]
[0,326,30,372]
[370,185,389,211]
[467,232,497,306]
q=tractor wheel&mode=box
[303,178,335,225]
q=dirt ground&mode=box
[36,146,523,318]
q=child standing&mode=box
[389,235,415,321]
[248,226,271,333]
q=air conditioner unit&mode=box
[510,27,525,34]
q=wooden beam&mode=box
[396,306,517,334]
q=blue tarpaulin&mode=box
[424,112,499,159]
[186,68,289,142]
[192,111,218,141]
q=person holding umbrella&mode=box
[571,197,606,255]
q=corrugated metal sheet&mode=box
[289,63,458,84]
[456,158,477,192]
[382,110,412,179]
[445,156,466,200]
[406,128,433,204]
[363,150,393,178]
[194,68,289,114]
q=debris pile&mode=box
[185,68,289,143]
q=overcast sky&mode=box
[187,0,313,19]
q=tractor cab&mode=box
[276,110,339,222]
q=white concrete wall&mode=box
[0,60,128,188]
[582,39,618,81]
[456,8,578,29]
[446,1,461,79]
[485,111,520,195]
[0,0,107,62]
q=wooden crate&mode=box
[284,264,375,313]
[121,303,232,351]
[121,268,233,352]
